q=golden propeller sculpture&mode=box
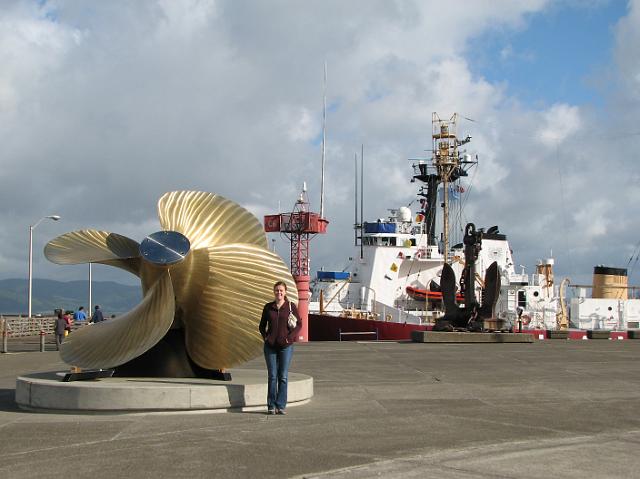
[45,191,297,377]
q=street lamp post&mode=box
[28,215,61,318]
[89,262,92,317]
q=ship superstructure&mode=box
[568,267,640,330]
[310,113,562,330]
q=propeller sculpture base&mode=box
[113,329,232,380]
[15,370,314,412]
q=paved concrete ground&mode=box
[1,338,639,478]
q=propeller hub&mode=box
[140,231,190,266]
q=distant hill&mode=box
[0,278,141,316]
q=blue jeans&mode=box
[264,342,294,411]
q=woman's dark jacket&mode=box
[55,317,67,335]
[259,299,302,348]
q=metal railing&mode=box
[338,328,379,341]
[1,316,57,337]
[1,316,60,353]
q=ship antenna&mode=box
[320,61,327,219]
[360,143,364,260]
[354,152,358,246]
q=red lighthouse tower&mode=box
[264,186,328,342]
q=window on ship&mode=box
[517,290,526,308]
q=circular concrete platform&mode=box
[15,369,313,412]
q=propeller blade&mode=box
[157,191,267,250]
[185,244,297,370]
[164,248,211,312]
[60,272,175,369]
[44,230,141,277]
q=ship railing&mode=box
[376,300,424,324]
[508,274,528,284]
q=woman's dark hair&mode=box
[57,311,63,319]
[273,281,287,291]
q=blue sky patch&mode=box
[465,1,628,108]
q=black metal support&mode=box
[517,307,523,333]
[434,223,501,333]
[62,369,115,382]
[205,370,233,381]
[461,223,482,309]
[113,329,232,380]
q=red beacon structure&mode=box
[264,185,328,342]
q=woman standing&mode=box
[259,281,302,415]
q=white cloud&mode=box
[155,0,217,38]
[536,104,583,147]
[1,0,639,293]
[614,0,640,100]
[573,199,612,242]
[280,106,318,143]
[0,2,84,114]
[500,45,514,61]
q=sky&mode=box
[1,0,639,294]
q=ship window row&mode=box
[362,237,417,247]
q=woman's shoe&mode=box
[276,409,286,415]
[267,409,276,415]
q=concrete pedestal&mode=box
[16,369,313,412]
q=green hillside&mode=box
[0,279,141,316]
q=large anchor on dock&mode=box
[434,223,501,332]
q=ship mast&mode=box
[432,113,458,262]
[412,113,475,261]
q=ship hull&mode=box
[309,313,430,341]
[309,314,634,341]
[309,313,517,341]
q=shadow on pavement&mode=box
[0,388,20,412]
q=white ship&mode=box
[309,113,639,339]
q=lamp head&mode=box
[48,215,61,221]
